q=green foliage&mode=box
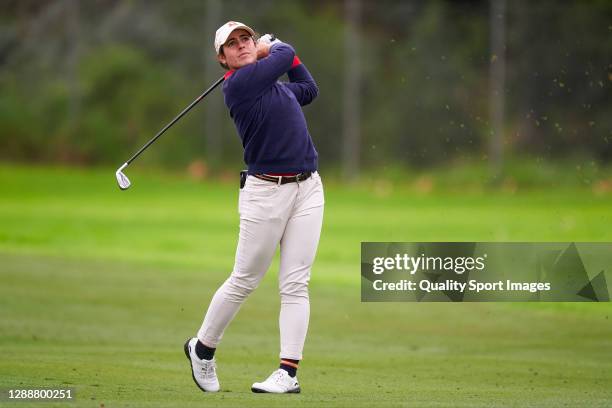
[77,45,188,164]
[0,1,610,169]
[366,1,490,166]
[506,1,612,160]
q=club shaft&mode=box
[125,75,225,165]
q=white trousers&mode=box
[197,172,324,360]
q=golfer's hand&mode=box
[256,34,280,60]
[259,34,281,46]
[256,41,271,60]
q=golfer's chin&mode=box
[233,55,256,69]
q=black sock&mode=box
[195,340,216,360]
[279,359,299,377]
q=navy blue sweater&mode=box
[222,43,319,175]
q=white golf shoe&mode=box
[184,338,220,392]
[251,369,301,393]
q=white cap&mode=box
[214,21,255,54]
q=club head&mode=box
[115,163,131,190]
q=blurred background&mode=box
[1,0,610,186]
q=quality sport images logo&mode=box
[361,242,611,302]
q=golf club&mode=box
[115,75,225,190]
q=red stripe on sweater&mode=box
[291,56,302,69]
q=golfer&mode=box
[184,21,324,394]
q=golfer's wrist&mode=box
[256,42,271,60]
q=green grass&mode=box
[1,164,611,407]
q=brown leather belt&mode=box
[253,172,312,185]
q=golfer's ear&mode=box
[217,54,229,70]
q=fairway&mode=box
[1,165,611,407]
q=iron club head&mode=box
[115,163,131,190]
[113,76,225,192]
